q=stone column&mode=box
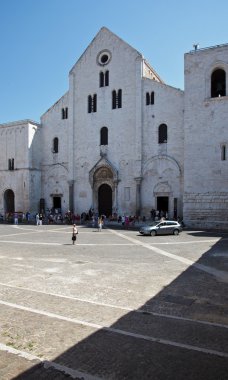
[113,180,119,213]
[135,177,142,217]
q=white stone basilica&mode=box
[0,27,228,228]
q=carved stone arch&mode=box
[89,157,118,187]
[153,182,172,196]
[143,155,181,177]
[93,167,114,192]
[45,163,69,176]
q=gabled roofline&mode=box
[41,91,69,118]
[0,119,40,128]
[69,26,143,75]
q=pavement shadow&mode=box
[11,234,228,379]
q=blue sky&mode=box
[1,0,228,123]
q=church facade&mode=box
[0,27,227,228]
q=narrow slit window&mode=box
[61,107,68,119]
[88,95,92,113]
[8,158,14,170]
[118,89,122,108]
[93,94,97,112]
[158,124,168,144]
[99,72,104,87]
[100,127,108,145]
[53,137,59,153]
[112,90,116,109]
[146,92,150,105]
[105,71,109,86]
[221,145,226,161]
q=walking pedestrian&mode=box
[72,224,78,244]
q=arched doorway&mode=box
[98,184,112,217]
[4,189,15,214]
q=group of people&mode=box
[150,209,169,221]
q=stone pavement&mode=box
[0,224,228,379]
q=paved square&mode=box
[0,223,228,379]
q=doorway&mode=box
[157,196,169,215]
[98,184,112,217]
[53,196,61,212]
[4,189,15,214]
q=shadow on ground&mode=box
[12,233,228,380]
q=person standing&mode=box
[39,213,43,225]
[72,224,78,244]
[14,212,18,225]
[36,213,39,226]
[98,217,103,232]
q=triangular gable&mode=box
[69,26,142,75]
[89,156,118,186]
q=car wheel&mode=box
[150,230,156,236]
[173,229,179,235]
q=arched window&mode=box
[88,94,97,113]
[100,71,109,87]
[53,137,59,153]
[146,91,155,105]
[211,69,226,98]
[99,72,104,87]
[100,127,108,145]
[158,124,167,144]
[112,89,122,109]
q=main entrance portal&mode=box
[98,184,112,217]
[4,189,15,214]
[157,196,169,214]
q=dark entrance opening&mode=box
[211,69,226,98]
[53,196,61,212]
[157,196,169,215]
[98,184,112,217]
[4,189,15,214]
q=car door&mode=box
[165,221,174,234]
[157,222,166,235]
